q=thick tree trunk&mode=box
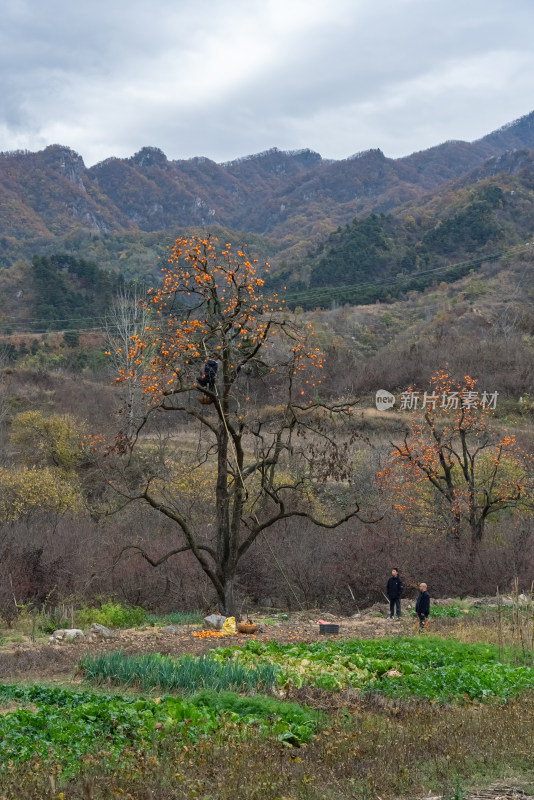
[223,577,236,618]
[215,572,236,617]
[469,503,485,546]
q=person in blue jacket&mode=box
[415,582,430,628]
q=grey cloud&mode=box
[1,0,534,164]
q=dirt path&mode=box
[0,610,406,682]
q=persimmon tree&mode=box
[379,370,533,546]
[107,235,364,615]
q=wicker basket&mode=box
[237,622,258,634]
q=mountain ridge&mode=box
[1,110,534,274]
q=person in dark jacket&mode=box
[415,582,430,628]
[197,358,218,391]
[386,568,404,619]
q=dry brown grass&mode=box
[434,599,534,666]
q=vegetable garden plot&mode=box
[0,684,320,776]
[210,636,534,701]
[79,637,534,701]
[80,650,279,693]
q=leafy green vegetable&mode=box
[80,650,279,693]
[211,636,534,700]
[0,682,320,777]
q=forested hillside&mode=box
[2,146,534,328]
[284,150,534,307]
[1,110,534,280]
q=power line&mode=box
[1,243,531,337]
[285,243,531,306]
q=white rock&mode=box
[89,622,119,639]
[49,628,85,643]
[204,614,226,630]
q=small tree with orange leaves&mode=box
[107,235,362,615]
[379,370,533,546]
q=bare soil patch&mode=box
[0,607,403,682]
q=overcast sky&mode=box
[1,0,533,167]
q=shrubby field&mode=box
[2,626,534,799]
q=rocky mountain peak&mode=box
[131,146,168,168]
[42,145,86,188]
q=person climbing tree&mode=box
[104,235,370,616]
[197,358,218,393]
